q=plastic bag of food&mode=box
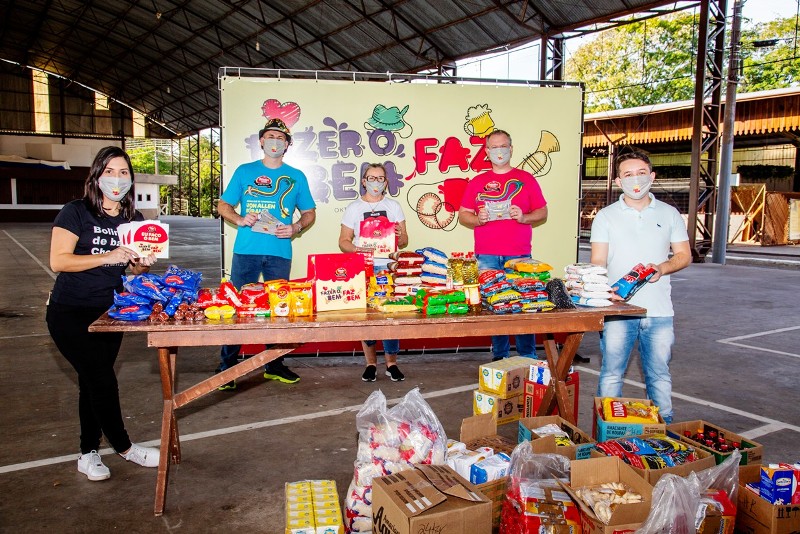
[344,388,447,533]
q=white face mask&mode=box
[620,175,652,200]
[365,181,386,196]
[487,147,511,166]
[262,139,286,159]
[98,177,132,202]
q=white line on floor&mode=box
[0,384,477,474]
[740,422,788,440]
[2,230,56,280]
[0,333,49,340]
[723,255,800,265]
[717,325,800,343]
[717,325,800,359]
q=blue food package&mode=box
[613,263,657,300]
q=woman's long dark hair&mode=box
[84,146,136,220]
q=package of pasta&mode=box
[518,290,549,302]
[489,302,522,314]
[510,278,546,292]
[268,282,292,317]
[486,289,521,305]
[290,282,314,317]
[521,300,555,313]
[388,251,425,264]
[478,269,505,289]
[108,304,153,321]
[503,257,553,274]
[480,280,513,297]
[161,265,202,293]
[124,273,170,302]
[602,398,660,423]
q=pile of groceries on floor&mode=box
[101,251,797,533]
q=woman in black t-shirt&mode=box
[46,146,160,481]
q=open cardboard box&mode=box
[522,373,579,422]
[737,463,800,534]
[561,456,653,534]
[593,397,666,441]
[371,464,492,534]
[666,419,764,465]
[517,415,595,460]
[589,435,716,484]
[459,414,515,531]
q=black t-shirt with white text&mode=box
[50,199,143,308]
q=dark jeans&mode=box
[46,302,132,454]
[219,253,293,371]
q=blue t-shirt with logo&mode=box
[221,160,315,258]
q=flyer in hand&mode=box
[117,220,170,258]
[251,210,282,234]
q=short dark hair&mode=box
[84,146,136,220]
[486,129,512,146]
[614,148,652,177]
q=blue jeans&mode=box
[476,253,537,359]
[597,316,675,423]
[219,253,292,371]
[364,339,400,355]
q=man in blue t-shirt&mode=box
[216,118,316,388]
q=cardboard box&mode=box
[737,465,800,534]
[666,419,764,466]
[517,415,595,460]
[459,414,515,531]
[523,373,579,422]
[527,359,574,385]
[589,438,716,484]
[306,253,367,312]
[593,397,665,442]
[760,464,800,505]
[562,456,653,534]
[478,356,532,399]
[473,390,522,425]
[371,464,492,534]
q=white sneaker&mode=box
[119,443,160,468]
[77,451,111,481]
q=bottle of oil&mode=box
[452,252,465,286]
[462,252,479,285]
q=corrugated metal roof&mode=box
[1,0,695,136]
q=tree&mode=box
[566,12,800,113]
[740,16,800,92]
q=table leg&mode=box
[536,333,584,425]
[155,347,178,516]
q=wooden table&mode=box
[90,303,644,515]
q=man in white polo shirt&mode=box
[590,148,691,424]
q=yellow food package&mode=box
[602,398,660,423]
[218,305,235,319]
[203,306,221,320]
[268,282,292,317]
[289,282,313,317]
[504,257,553,273]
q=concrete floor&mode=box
[0,217,798,533]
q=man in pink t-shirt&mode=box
[458,129,548,360]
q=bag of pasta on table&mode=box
[343,388,448,533]
[499,440,575,533]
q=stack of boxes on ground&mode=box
[473,356,579,425]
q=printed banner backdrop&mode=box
[219,75,583,280]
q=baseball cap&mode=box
[258,118,292,144]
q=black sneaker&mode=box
[263,361,300,384]
[385,365,405,382]
[361,365,377,382]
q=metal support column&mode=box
[688,0,728,261]
[539,37,565,82]
[186,132,200,217]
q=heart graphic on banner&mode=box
[261,99,301,128]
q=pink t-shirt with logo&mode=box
[460,168,547,256]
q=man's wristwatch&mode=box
[294,222,303,234]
